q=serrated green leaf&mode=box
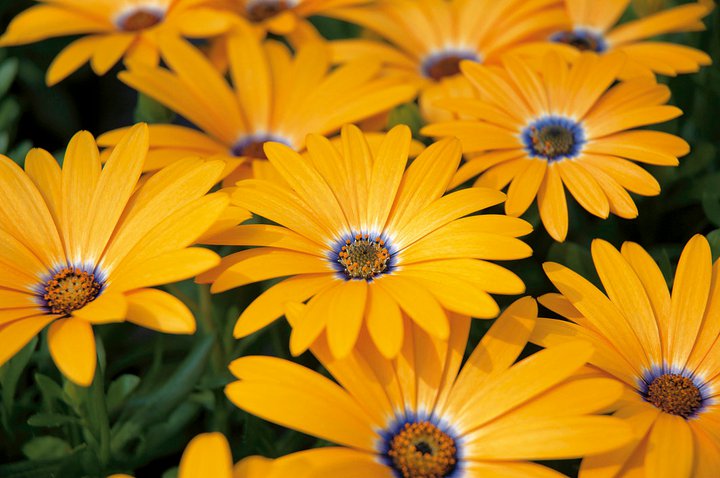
[107,375,141,415]
[22,436,71,461]
[27,413,80,427]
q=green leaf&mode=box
[8,139,32,160]
[0,459,63,478]
[547,241,599,286]
[134,93,175,124]
[123,335,213,425]
[35,373,66,405]
[708,230,720,262]
[162,468,179,478]
[27,413,80,428]
[0,96,21,131]
[702,193,720,227]
[107,375,141,415]
[388,102,424,139]
[22,436,72,461]
[0,57,18,98]
[1,337,38,417]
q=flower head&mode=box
[533,235,720,477]
[0,124,233,386]
[549,0,713,77]
[0,0,235,85]
[199,125,532,358]
[226,298,632,477]
[328,0,567,121]
[423,51,689,242]
[97,24,416,179]
[215,0,371,36]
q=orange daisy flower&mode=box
[422,52,689,242]
[0,0,236,85]
[545,0,713,78]
[533,235,720,477]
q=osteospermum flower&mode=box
[0,124,232,386]
[422,52,688,242]
[198,125,532,358]
[0,0,235,85]
[109,432,328,478]
[213,0,372,36]
[97,24,416,179]
[327,0,566,120]
[532,235,720,477]
[226,297,632,477]
[546,0,712,77]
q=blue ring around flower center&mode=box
[378,411,463,478]
[421,50,482,81]
[329,231,397,281]
[550,28,608,53]
[521,116,586,162]
[231,133,292,159]
[638,365,712,419]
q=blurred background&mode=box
[0,1,717,477]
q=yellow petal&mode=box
[646,413,694,478]
[453,341,595,431]
[178,433,233,478]
[667,235,712,368]
[234,274,335,338]
[111,248,220,292]
[376,275,449,340]
[0,315,54,368]
[72,292,128,324]
[464,416,632,460]
[366,125,411,231]
[326,280,367,358]
[89,34,134,76]
[366,283,403,359]
[125,288,195,334]
[591,239,662,366]
[48,318,96,387]
[226,356,377,451]
[83,123,148,262]
[442,297,537,417]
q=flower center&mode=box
[338,234,390,280]
[117,8,164,31]
[388,421,457,478]
[42,267,103,315]
[231,134,290,160]
[234,140,268,160]
[550,29,607,52]
[422,51,481,81]
[246,0,292,22]
[645,374,703,418]
[522,116,585,162]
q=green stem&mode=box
[197,284,229,435]
[87,360,111,475]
